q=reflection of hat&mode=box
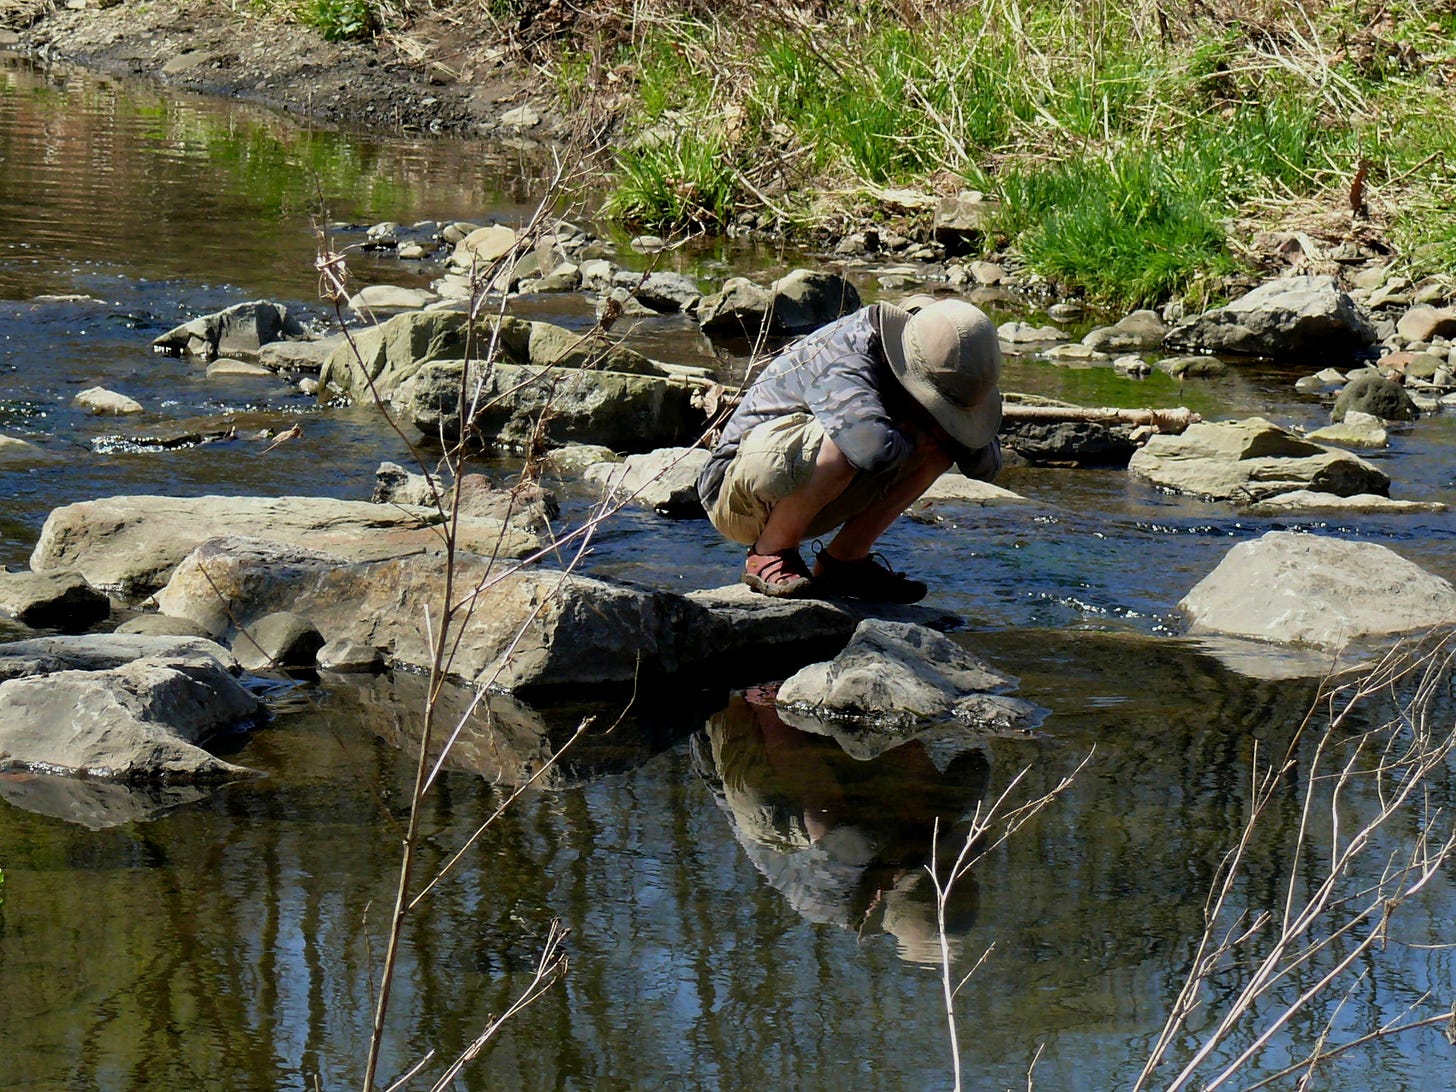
[879,298,1003,450]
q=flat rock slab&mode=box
[152,537,965,693]
[916,473,1033,506]
[1179,530,1456,649]
[0,633,240,678]
[1128,417,1389,501]
[0,650,261,781]
[29,494,540,598]
[1248,491,1446,515]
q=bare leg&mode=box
[823,437,952,561]
[752,433,857,555]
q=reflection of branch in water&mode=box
[691,689,993,965]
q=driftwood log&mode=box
[1001,404,1200,433]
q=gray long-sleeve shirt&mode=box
[697,305,1001,507]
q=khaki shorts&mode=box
[706,413,909,546]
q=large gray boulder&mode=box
[152,300,311,361]
[0,643,260,781]
[775,619,1043,759]
[1179,531,1456,649]
[1164,275,1377,359]
[584,447,710,518]
[1127,417,1389,501]
[698,269,860,339]
[394,359,704,452]
[151,538,963,693]
[29,494,540,599]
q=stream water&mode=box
[4,51,1456,1091]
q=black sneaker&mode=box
[811,546,928,604]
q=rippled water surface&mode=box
[5,51,1456,1092]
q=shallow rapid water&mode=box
[4,50,1456,1092]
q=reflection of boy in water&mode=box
[692,688,990,964]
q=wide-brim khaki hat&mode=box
[879,298,1003,451]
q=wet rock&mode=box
[0,644,260,781]
[1331,371,1419,422]
[1001,413,1138,467]
[316,639,384,673]
[774,620,1043,759]
[1113,355,1152,377]
[152,300,310,361]
[1128,417,1389,501]
[1082,310,1166,352]
[1179,531,1456,649]
[0,570,110,631]
[1306,411,1388,448]
[1397,305,1456,343]
[394,358,704,452]
[75,386,144,415]
[1164,275,1377,360]
[584,447,710,518]
[1247,491,1443,515]
[30,494,540,599]
[232,611,324,672]
[347,284,440,311]
[698,269,860,339]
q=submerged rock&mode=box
[1164,275,1376,359]
[0,639,260,781]
[1128,417,1389,501]
[775,620,1044,759]
[1179,530,1456,649]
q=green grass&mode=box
[563,0,1456,306]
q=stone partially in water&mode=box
[584,447,710,518]
[775,619,1044,759]
[1164,275,1377,360]
[0,646,261,782]
[152,299,310,360]
[1128,417,1389,501]
[0,569,110,631]
[74,386,145,415]
[1179,530,1456,649]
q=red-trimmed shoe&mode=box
[811,546,928,604]
[743,546,814,598]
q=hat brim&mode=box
[879,302,1003,452]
